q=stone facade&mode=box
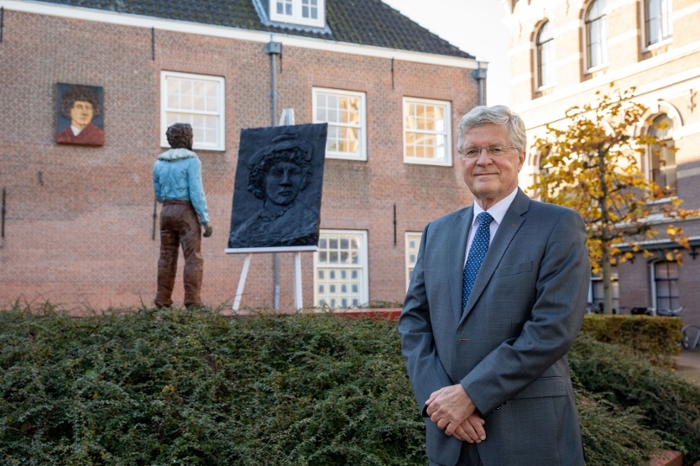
[505,0,700,326]
[0,3,481,312]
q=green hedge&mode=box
[0,306,423,465]
[0,305,695,465]
[580,314,683,362]
[570,336,700,465]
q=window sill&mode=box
[643,37,673,53]
[403,158,452,167]
[326,154,367,162]
[646,195,678,206]
[584,63,609,75]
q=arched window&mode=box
[653,261,679,312]
[536,21,555,88]
[648,114,676,194]
[645,0,672,46]
[585,0,608,69]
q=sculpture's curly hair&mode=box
[60,86,101,120]
[247,134,313,200]
[166,123,194,150]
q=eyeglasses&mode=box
[459,145,519,159]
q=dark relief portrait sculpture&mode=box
[227,123,327,250]
[56,83,105,146]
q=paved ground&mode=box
[672,349,700,384]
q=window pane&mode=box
[163,73,223,149]
[654,262,679,311]
[648,114,676,194]
[406,232,422,289]
[404,100,450,164]
[537,21,555,87]
[315,90,364,159]
[645,0,671,45]
[315,231,366,308]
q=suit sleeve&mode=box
[398,222,454,415]
[461,209,590,415]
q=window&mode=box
[653,261,679,312]
[270,0,325,28]
[589,272,619,313]
[585,0,608,69]
[405,232,422,289]
[313,88,366,161]
[403,98,452,166]
[314,230,368,308]
[161,71,225,151]
[647,114,676,194]
[536,21,555,88]
[645,0,672,47]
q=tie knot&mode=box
[477,212,493,226]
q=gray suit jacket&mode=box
[399,189,589,466]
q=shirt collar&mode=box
[472,188,519,226]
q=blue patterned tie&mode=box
[462,212,493,311]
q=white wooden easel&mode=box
[229,247,307,312]
[227,109,310,312]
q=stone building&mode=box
[504,0,700,325]
[0,0,484,312]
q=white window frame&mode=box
[270,0,325,28]
[313,88,367,161]
[536,21,555,89]
[313,230,369,309]
[644,0,673,48]
[160,71,225,151]
[588,271,619,313]
[403,97,452,167]
[646,113,677,195]
[651,260,680,312]
[585,0,608,71]
[405,232,422,290]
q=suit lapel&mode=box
[460,191,530,323]
[450,206,473,324]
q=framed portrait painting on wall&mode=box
[56,83,105,146]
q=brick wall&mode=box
[0,10,478,312]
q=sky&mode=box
[381,0,510,106]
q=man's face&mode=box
[70,100,94,129]
[459,123,525,210]
[265,161,305,206]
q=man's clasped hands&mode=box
[426,384,486,444]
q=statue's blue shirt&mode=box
[153,148,210,225]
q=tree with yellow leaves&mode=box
[530,86,697,315]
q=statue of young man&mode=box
[153,123,213,309]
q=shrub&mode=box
[576,389,669,466]
[0,307,424,465]
[0,306,694,465]
[580,314,683,362]
[569,336,700,465]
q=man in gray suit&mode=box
[399,105,589,466]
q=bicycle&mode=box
[682,324,700,351]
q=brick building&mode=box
[0,0,484,312]
[504,0,700,325]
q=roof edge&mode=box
[4,0,480,69]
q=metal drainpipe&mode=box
[265,40,282,310]
[472,61,487,106]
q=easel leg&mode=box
[233,254,252,312]
[293,252,303,311]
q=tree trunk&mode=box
[601,247,614,314]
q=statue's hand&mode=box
[203,224,213,238]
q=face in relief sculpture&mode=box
[227,125,328,250]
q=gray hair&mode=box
[456,105,526,155]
